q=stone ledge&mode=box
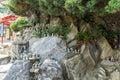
[12,41,29,45]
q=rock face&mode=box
[65,43,101,80]
[30,37,66,62]
[4,60,30,80]
[65,55,87,80]
[38,59,63,80]
[67,23,78,47]
[5,36,119,80]
[97,36,113,59]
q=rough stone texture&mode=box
[22,28,33,41]
[109,70,120,80]
[2,35,119,80]
[4,60,30,80]
[82,44,100,70]
[97,36,113,59]
[67,23,78,47]
[79,21,91,33]
[11,41,29,58]
[65,55,87,80]
[30,37,66,62]
[0,54,10,65]
[38,59,63,80]
[65,43,103,80]
[83,66,108,80]
[0,63,12,80]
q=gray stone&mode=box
[4,60,30,80]
[22,29,33,41]
[65,43,102,80]
[38,59,63,80]
[0,63,12,80]
[12,41,28,45]
[65,55,87,80]
[11,41,29,57]
[30,37,66,62]
[82,43,100,70]
[83,66,108,80]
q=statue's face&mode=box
[16,32,22,37]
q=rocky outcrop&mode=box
[67,23,78,47]
[38,59,63,80]
[65,43,101,80]
[3,36,119,80]
[4,60,30,80]
[0,63,12,80]
[97,36,113,59]
[29,37,66,62]
[65,55,87,80]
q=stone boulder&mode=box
[38,59,63,80]
[65,43,101,80]
[4,60,30,80]
[0,63,12,80]
[67,23,78,47]
[97,36,113,59]
[29,37,66,62]
[65,55,87,80]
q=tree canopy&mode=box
[6,0,120,44]
[6,0,120,18]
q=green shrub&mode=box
[10,17,33,32]
[39,0,65,16]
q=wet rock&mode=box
[4,60,30,80]
[97,36,113,59]
[38,59,63,80]
[30,37,66,62]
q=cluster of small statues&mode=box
[19,54,41,60]
[66,48,80,54]
[30,61,42,73]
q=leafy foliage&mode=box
[7,0,120,18]
[10,17,33,32]
[6,0,120,42]
[6,0,39,16]
[105,0,120,13]
[75,24,120,41]
[39,0,65,16]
